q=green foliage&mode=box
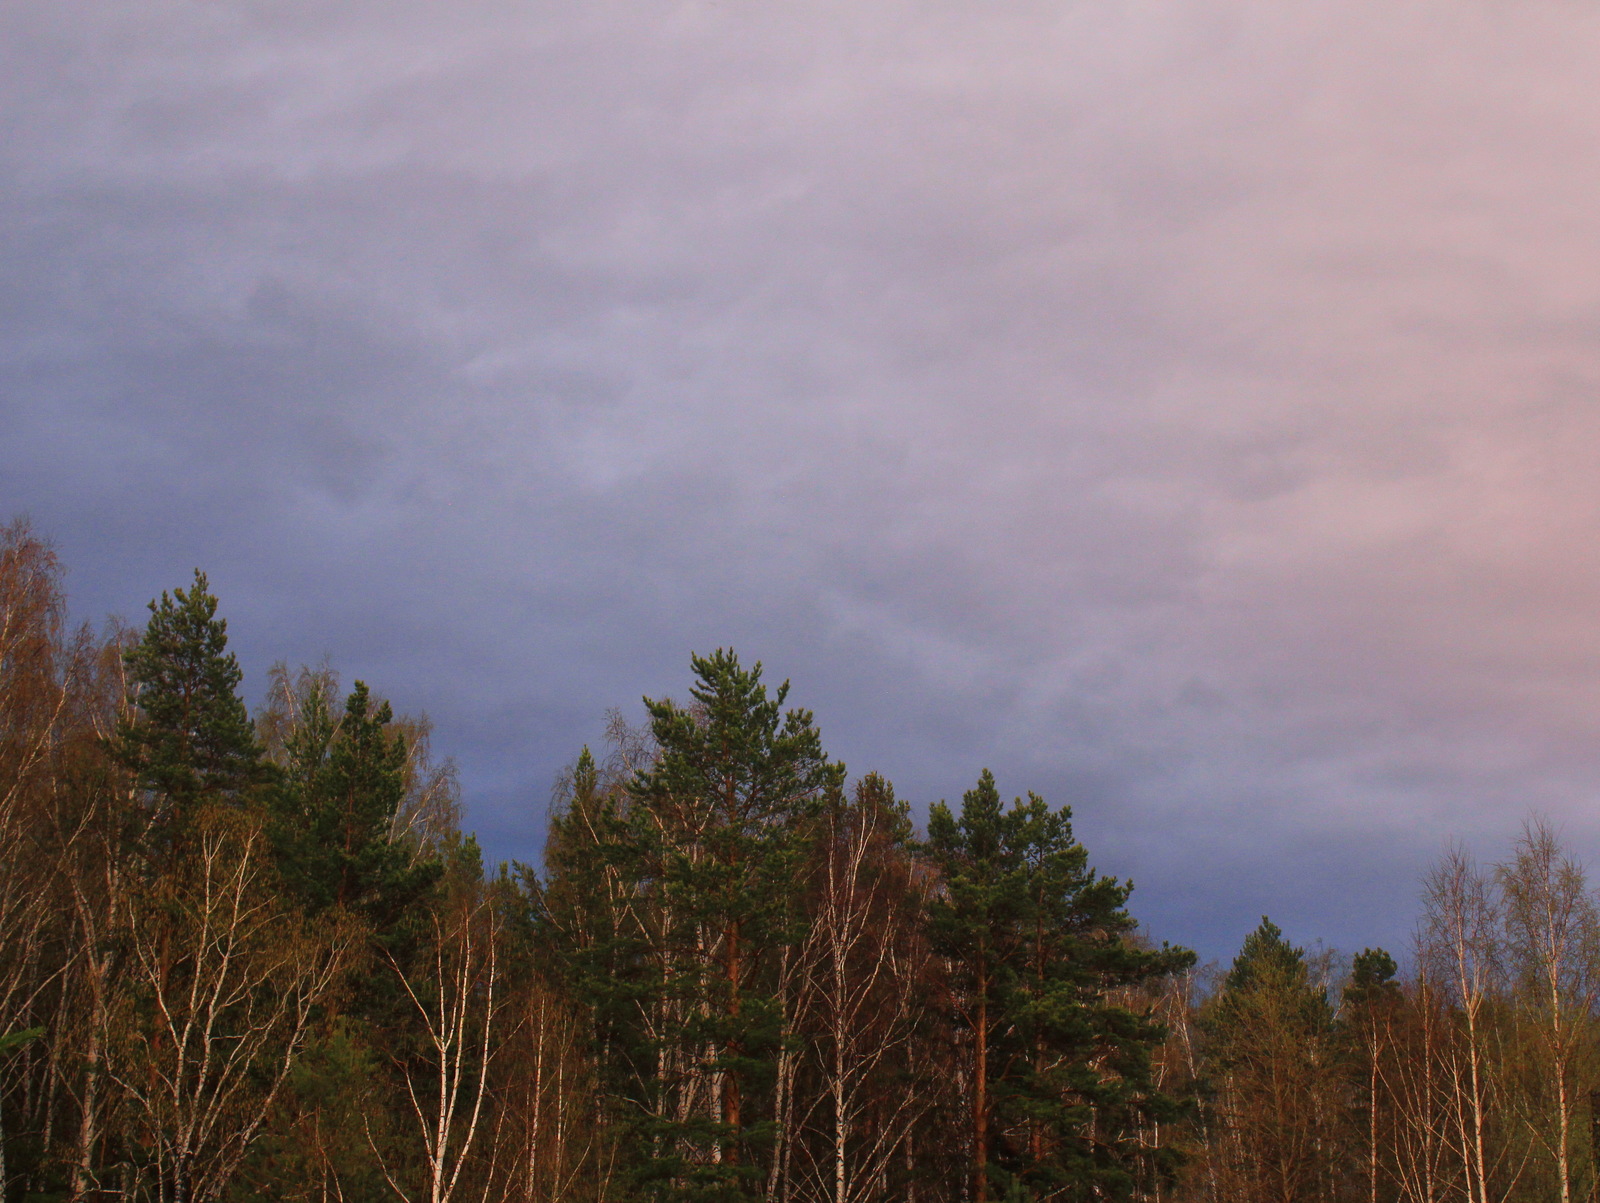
[1344,947,1399,1009]
[1201,917,1346,1203]
[270,680,441,928]
[112,570,267,843]
[528,746,650,1103]
[0,1027,42,1055]
[927,770,1195,1202]
[1213,917,1334,1036]
[236,1018,390,1203]
[8,528,1223,1203]
[632,650,843,1198]
[1225,918,1313,993]
[535,651,847,1201]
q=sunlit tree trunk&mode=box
[111,808,354,1203]
[796,777,929,1203]
[1495,818,1598,1203]
[379,874,506,1203]
[1422,847,1502,1203]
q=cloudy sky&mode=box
[7,0,1600,962]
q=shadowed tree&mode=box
[928,771,1193,1203]
[112,571,268,853]
[1200,918,1346,1203]
[270,678,442,928]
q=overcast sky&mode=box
[7,0,1600,963]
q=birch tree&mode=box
[111,807,354,1203]
[378,843,508,1203]
[794,773,931,1203]
[1494,820,1599,1203]
[1420,848,1508,1203]
[0,520,71,1201]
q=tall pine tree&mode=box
[637,649,843,1200]
[540,650,844,1202]
[1202,918,1346,1203]
[112,570,267,851]
[270,679,439,927]
[928,771,1193,1203]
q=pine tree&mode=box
[531,746,654,1108]
[540,650,844,1201]
[112,570,267,850]
[639,649,844,1200]
[927,770,1018,1203]
[928,771,1192,1203]
[271,680,439,927]
[1344,948,1402,1203]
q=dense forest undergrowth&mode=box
[2,515,1597,1203]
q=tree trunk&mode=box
[724,918,741,1162]
[975,966,988,1203]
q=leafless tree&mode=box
[377,869,507,1203]
[1494,819,1599,1203]
[110,805,354,1203]
[495,980,615,1203]
[1421,846,1514,1203]
[1381,967,1461,1203]
[792,776,932,1203]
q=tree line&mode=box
[2,516,1599,1203]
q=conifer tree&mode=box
[271,680,439,927]
[1203,918,1347,1203]
[531,746,653,1109]
[113,570,266,843]
[250,679,447,1203]
[928,771,1193,1203]
[1344,947,1402,1203]
[927,770,1017,1203]
[540,651,844,1201]
[633,649,844,1200]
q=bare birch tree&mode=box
[496,979,615,1203]
[793,775,931,1203]
[1421,846,1509,1203]
[1381,967,1461,1203]
[110,806,354,1203]
[378,861,507,1203]
[0,519,71,1197]
[1494,819,1599,1203]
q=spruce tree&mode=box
[1203,918,1346,1203]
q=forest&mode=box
[3,513,1599,1203]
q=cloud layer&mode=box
[7,0,1600,960]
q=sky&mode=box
[7,0,1600,964]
